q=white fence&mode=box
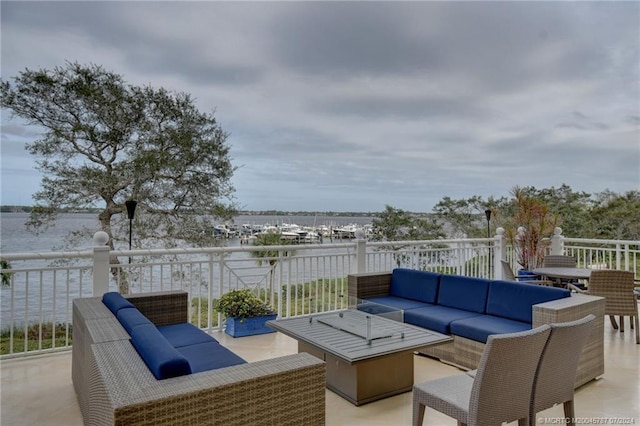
[1,232,637,359]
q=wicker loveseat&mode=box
[72,290,326,426]
[348,269,605,388]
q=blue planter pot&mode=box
[224,313,278,337]
[518,269,539,280]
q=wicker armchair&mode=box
[530,315,596,426]
[501,260,552,286]
[412,324,552,426]
[570,270,639,344]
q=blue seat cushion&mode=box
[390,269,441,303]
[117,307,153,335]
[130,324,192,380]
[450,315,531,343]
[487,280,571,323]
[177,341,246,373]
[438,275,490,313]
[102,292,135,315]
[404,305,482,335]
[157,323,218,348]
[366,296,434,311]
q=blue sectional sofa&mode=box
[72,290,326,425]
[348,268,605,387]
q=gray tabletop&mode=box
[532,267,593,280]
[267,309,451,364]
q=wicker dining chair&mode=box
[570,270,639,344]
[542,255,577,268]
[501,260,553,286]
[529,315,596,426]
[542,255,579,287]
[412,324,552,426]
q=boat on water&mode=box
[217,221,370,244]
[331,224,359,239]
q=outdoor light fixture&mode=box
[125,200,137,263]
[484,209,492,239]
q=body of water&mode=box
[0,212,373,254]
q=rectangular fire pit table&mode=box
[267,309,451,405]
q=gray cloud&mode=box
[1,1,638,211]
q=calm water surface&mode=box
[0,212,372,254]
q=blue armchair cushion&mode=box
[450,315,531,343]
[487,280,571,323]
[366,296,434,311]
[130,324,192,380]
[102,292,135,315]
[157,323,219,348]
[404,305,482,335]
[116,307,153,335]
[390,269,441,304]
[438,275,490,313]
[177,341,246,373]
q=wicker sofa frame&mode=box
[72,291,326,426]
[348,272,605,388]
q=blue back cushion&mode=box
[102,292,135,315]
[390,269,441,303]
[486,280,570,323]
[438,275,490,313]
[130,324,192,380]
[366,296,433,311]
[117,307,153,335]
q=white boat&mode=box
[332,224,359,239]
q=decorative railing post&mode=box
[494,227,506,279]
[92,231,110,296]
[550,227,564,255]
[355,229,367,273]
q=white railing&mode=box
[1,231,637,359]
[564,237,640,276]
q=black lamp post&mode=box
[484,209,492,239]
[125,200,137,263]
[485,209,492,277]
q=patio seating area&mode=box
[2,312,638,426]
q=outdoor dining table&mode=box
[531,267,593,288]
[531,267,593,281]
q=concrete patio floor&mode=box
[1,316,638,426]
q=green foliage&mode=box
[0,322,71,355]
[0,258,11,286]
[428,185,636,242]
[433,195,511,238]
[371,205,444,242]
[1,62,237,252]
[213,289,275,320]
[587,190,640,240]
[190,297,220,328]
[510,185,592,238]
[251,232,295,266]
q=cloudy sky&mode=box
[1,1,638,212]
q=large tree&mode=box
[371,205,444,242]
[1,62,237,251]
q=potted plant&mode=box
[213,289,277,337]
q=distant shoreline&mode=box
[0,206,430,216]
